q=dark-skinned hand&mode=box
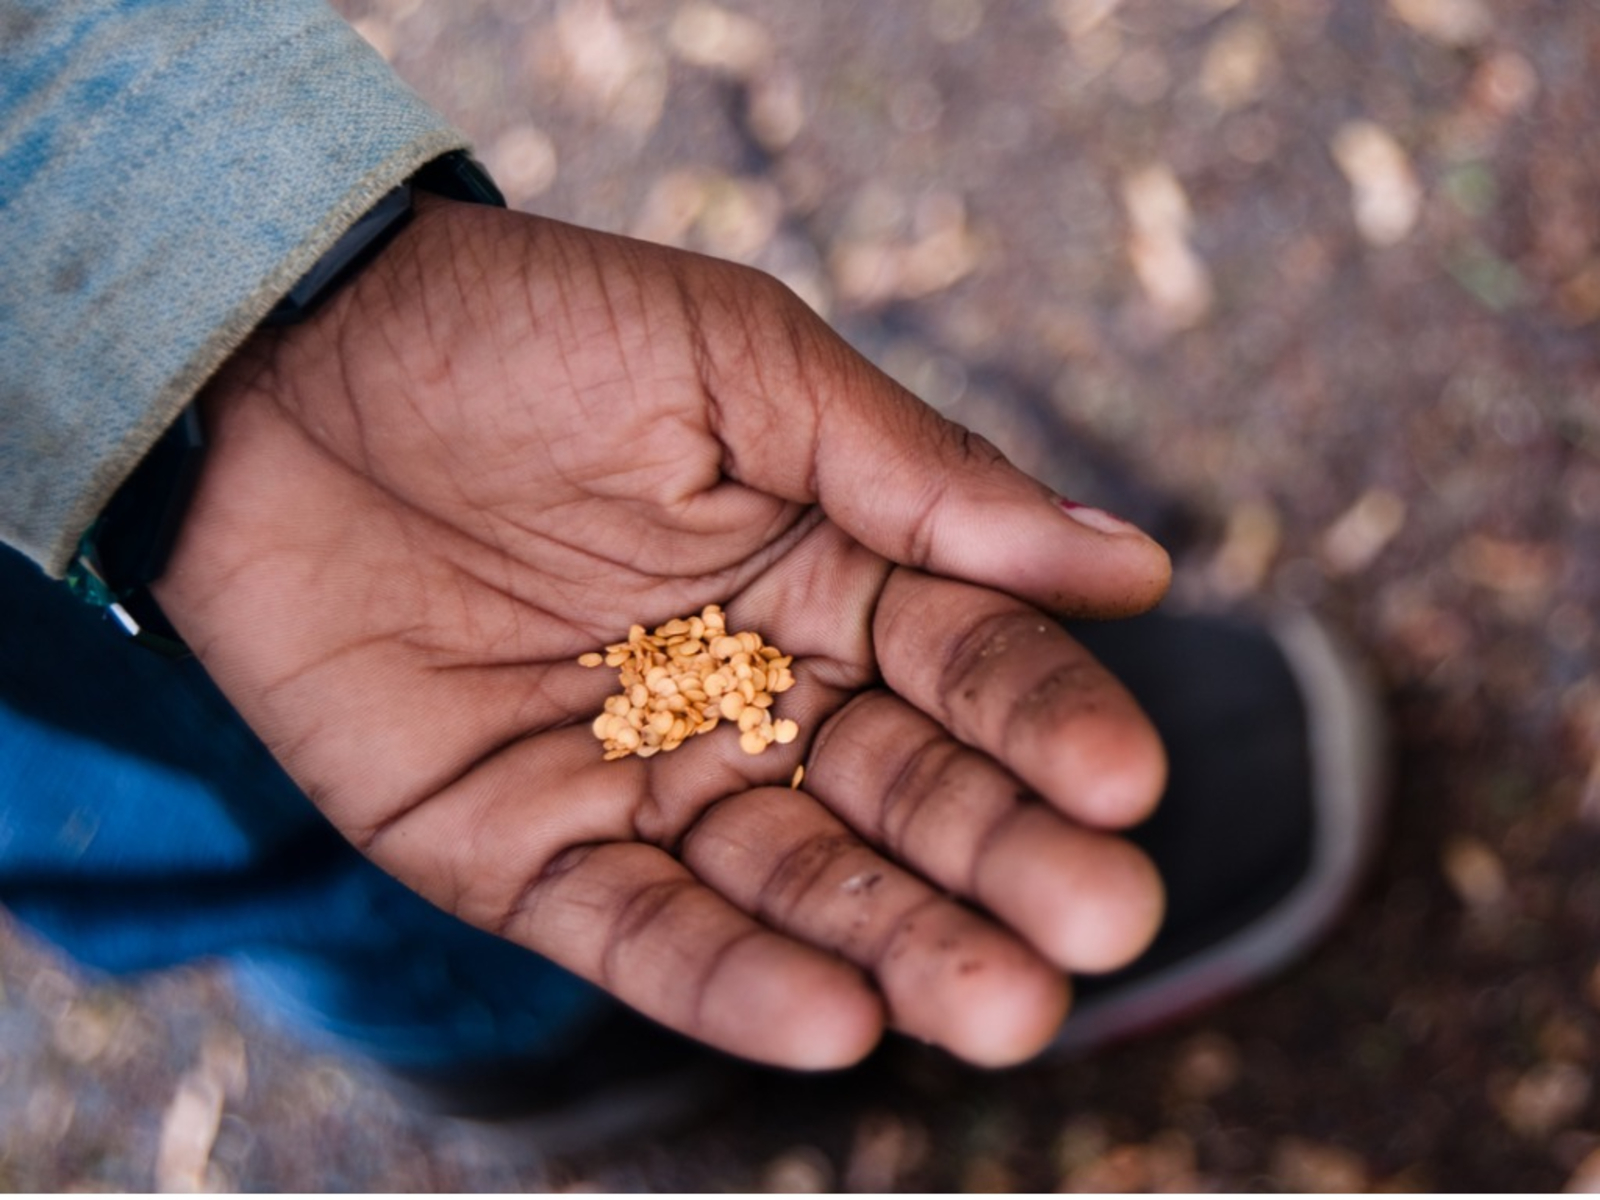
[153,195,1172,1069]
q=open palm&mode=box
[155,196,1173,1069]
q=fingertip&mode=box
[705,936,886,1070]
[974,810,1166,976]
[866,898,1072,1068]
[1001,502,1176,620]
[1050,707,1169,829]
[940,957,1072,1069]
[1046,511,1174,619]
[777,971,886,1071]
[1049,838,1166,974]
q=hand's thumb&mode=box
[807,356,1171,617]
[699,275,1169,615]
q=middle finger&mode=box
[806,690,1164,973]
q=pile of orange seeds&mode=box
[579,604,798,760]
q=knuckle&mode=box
[756,828,862,923]
[950,425,1007,469]
[597,874,700,989]
[490,841,599,937]
[937,610,1028,729]
[877,732,964,851]
[1005,658,1106,733]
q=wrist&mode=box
[67,152,504,655]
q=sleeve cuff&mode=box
[0,0,469,574]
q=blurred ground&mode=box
[6,0,1600,1189]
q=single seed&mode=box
[739,730,767,755]
[719,693,746,721]
[790,764,805,788]
[773,719,799,745]
[578,652,604,668]
[737,707,765,733]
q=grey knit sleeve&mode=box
[0,0,468,574]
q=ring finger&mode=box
[680,786,1070,1067]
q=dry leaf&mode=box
[760,1147,834,1192]
[1199,19,1276,111]
[1321,488,1407,576]
[1271,1137,1371,1192]
[1122,164,1213,329]
[552,0,667,136]
[1441,834,1509,912]
[1332,120,1423,246]
[1053,0,1126,40]
[668,2,772,76]
[1388,0,1493,47]
[155,1029,248,1193]
[1451,534,1559,596]
[1564,1145,1600,1193]
[1170,1031,1243,1100]
[1497,1061,1591,1137]
[843,1111,929,1192]
[1208,499,1281,596]
[482,125,558,206]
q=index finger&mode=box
[873,568,1167,829]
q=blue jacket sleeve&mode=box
[0,0,468,574]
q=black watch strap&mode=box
[65,150,505,655]
[64,405,205,655]
[265,151,505,326]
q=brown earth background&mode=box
[6,0,1600,1190]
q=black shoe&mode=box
[386,1011,743,1152]
[1049,606,1387,1054]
